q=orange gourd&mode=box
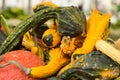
[72,9,111,61]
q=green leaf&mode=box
[0,15,10,36]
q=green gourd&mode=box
[0,5,86,55]
[57,51,120,80]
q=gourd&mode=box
[0,5,86,55]
[34,3,86,37]
[0,50,45,80]
[30,48,69,78]
[95,39,120,65]
[42,29,61,48]
[0,6,57,55]
[57,51,120,80]
[47,77,62,80]
[33,2,57,12]
[60,36,77,54]
[57,7,86,37]
[22,32,44,60]
[0,48,69,78]
[72,9,111,61]
[60,35,85,55]
[34,24,49,39]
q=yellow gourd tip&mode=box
[34,2,57,8]
[33,1,57,12]
[42,2,58,8]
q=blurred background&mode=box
[0,0,120,40]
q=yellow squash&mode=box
[30,48,69,78]
[72,9,111,61]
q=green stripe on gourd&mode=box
[0,6,86,55]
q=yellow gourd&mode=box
[22,32,35,50]
[30,48,69,78]
[22,32,44,60]
[33,2,57,12]
[72,9,111,61]
[0,48,68,79]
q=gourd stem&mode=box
[0,60,31,75]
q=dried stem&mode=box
[0,60,31,75]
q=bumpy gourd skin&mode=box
[0,4,86,79]
[0,6,58,55]
[57,51,120,80]
[57,8,86,37]
[0,5,86,55]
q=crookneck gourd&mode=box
[0,5,86,55]
[57,51,120,80]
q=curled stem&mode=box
[0,60,31,75]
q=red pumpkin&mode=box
[0,50,45,80]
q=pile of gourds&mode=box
[0,2,120,80]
